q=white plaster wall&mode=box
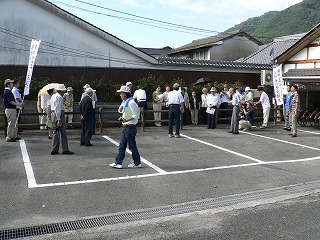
[296,63,314,69]
[283,64,296,72]
[0,0,155,68]
[308,46,320,60]
[288,49,307,61]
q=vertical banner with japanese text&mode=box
[23,39,41,96]
[273,65,284,105]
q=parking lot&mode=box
[1,124,320,238]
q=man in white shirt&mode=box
[12,80,23,132]
[255,86,271,129]
[133,85,147,121]
[167,83,185,138]
[49,84,74,155]
[133,86,147,109]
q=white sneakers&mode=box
[109,163,123,169]
[109,163,141,169]
[128,163,142,168]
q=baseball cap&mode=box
[4,79,14,86]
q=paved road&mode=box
[1,124,320,239]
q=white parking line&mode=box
[240,131,320,151]
[180,134,265,163]
[19,132,320,189]
[298,129,320,135]
[19,140,37,188]
[103,135,167,174]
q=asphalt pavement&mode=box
[1,123,320,239]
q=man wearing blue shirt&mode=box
[283,85,292,131]
[3,79,24,142]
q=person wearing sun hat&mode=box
[207,87,220,129]
[49,84,74,155]
[63,87,74,128]
[245,86,253,104]
[109,86,141,169]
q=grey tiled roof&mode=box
[170,30,262,53]
[240,39,299,64]
[283,68,320,78]
[158,57,271,70]
[138,46,172,58]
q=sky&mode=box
[49,0,303,48]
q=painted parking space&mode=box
[18,125,320,188]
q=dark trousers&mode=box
[207,106,217,129]
[220,102,229,121]
[81,119,93,145]
[137,101,147,120]
[92,109,96,134]
[115,126,141,165]
[168,105,181,135]
[201,107,207,124]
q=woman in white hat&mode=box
[245,86,253,104]
[63,87,74,128]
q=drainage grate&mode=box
[1,180,320,239]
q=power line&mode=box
[73,0,219,34]
[50,0,269,42]
[0,27,153,67]
[51,0,218,36]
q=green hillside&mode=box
[226,0,320,43]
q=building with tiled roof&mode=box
[168,30,263,61]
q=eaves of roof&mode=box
[276,23,320,63]
[282,68,320,78]
[158,57,272,70]
[28,0,158,64]
[170,30,263,54]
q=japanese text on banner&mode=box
[23,39,41,96]
[273,65,283,105]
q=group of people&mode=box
[3,79,301,171]
[48,83,98,154]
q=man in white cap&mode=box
[63,87,74,128]
[110,86,141,169]
[207,87,220,129]
[49,84,74,155]
[3,79,24,142]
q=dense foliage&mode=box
[1,74,243,103]
[227,0,320,43]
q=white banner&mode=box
[273,65,283,105]
[23,39,41,96]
